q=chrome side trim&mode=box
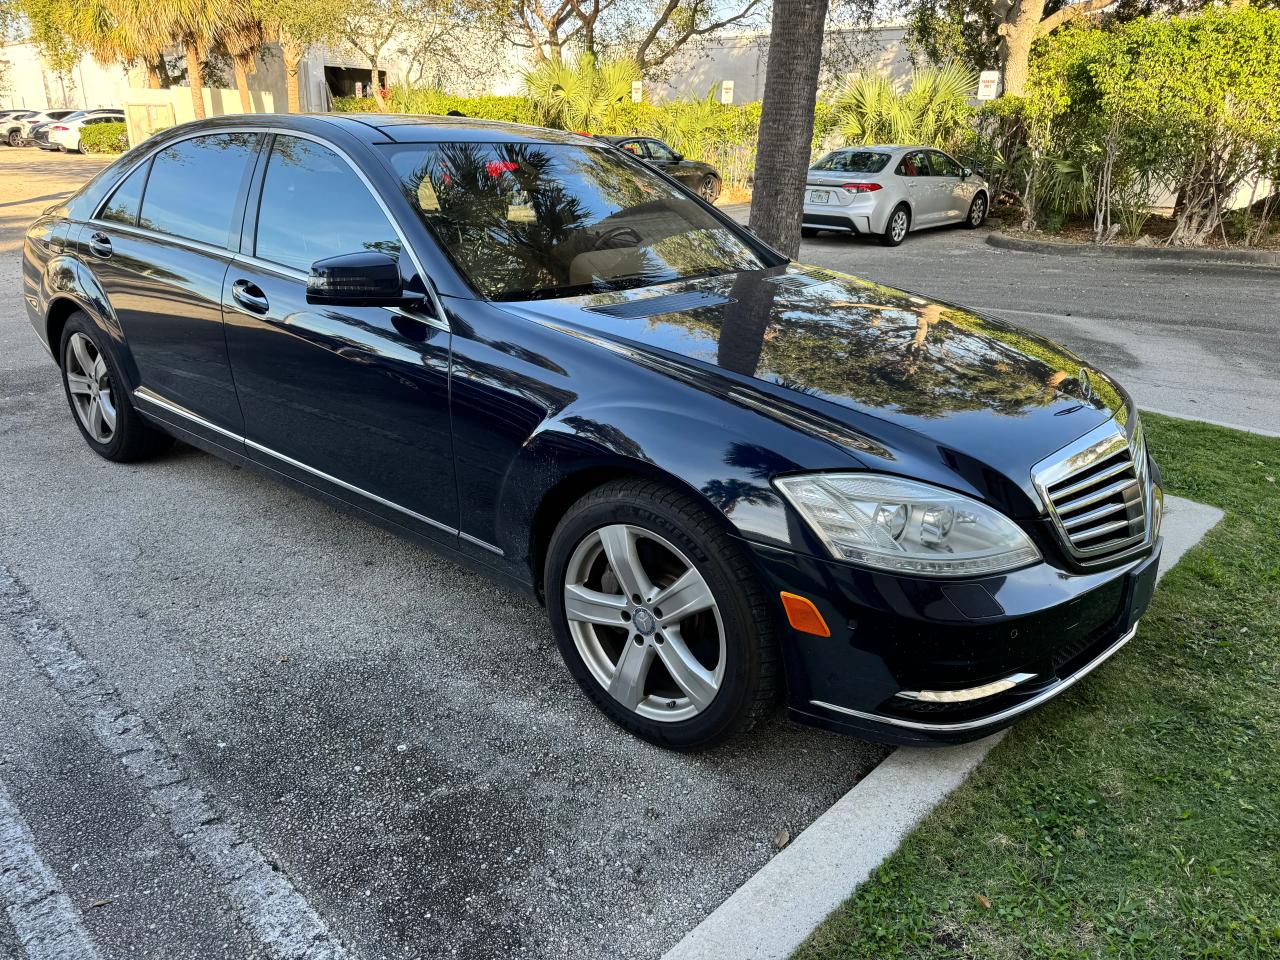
[460,531,504,556]
[895,671,1037,703]
[811,622,1138,733]
[133,387,458,537]
[242,437,457,536]
[133,387,242,443]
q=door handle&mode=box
[87,232,112,258]
[231,279,269,314]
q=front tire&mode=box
[881,204,910,246]
[964,192,988,228]
[698,174,721,203]
[60,312,171,462]
[545,479,778,749]
[7,131,20,147]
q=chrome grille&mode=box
[1033,420,1149,564]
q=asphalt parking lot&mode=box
[0,150,885,960]
[1,149,1274,960]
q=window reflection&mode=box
[384,142,764,301]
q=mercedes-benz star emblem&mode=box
[1077,367,1094,404]
[632,608,657,635]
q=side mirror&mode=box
[962,166,973,179]
[307,251,416,307]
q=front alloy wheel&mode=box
[546,479,778,748]
[699,175,720,203]
[564,523,725,722]
[965,193,987,228]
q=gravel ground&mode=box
[0,150,887,959]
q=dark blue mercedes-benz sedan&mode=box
[22,114,1164,749]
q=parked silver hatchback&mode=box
[802,145,990,246]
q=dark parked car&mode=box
[23,115,1163,749]
[597,135,721,202]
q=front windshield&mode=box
[384,141,766,301]
[812,150,891,173]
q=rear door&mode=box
[80,131,262,444]
[222,133,457,541]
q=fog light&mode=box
[896,672,1036,703]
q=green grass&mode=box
[794,413,1280,960]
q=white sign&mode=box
[719,80,734,105]
[355,81,364,98]
[977,70,1000,101]
[631,80,643,103]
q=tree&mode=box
[339,0,446,109]
[501,0,765,71]
[252,0,344,112]
[522,53,639,132]
[831,62,978,149]
[993,0,1117,97]
[747,0,831,258]
[216,4,267,113]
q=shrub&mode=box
[80,121,128,154]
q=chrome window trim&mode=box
[86,125,449,330]
[131,386,501,555]
[812,622,1138,733]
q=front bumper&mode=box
[750,538,1163,745]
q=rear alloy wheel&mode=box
[698,174,721,203]
[60,312,171,462]
[546,479,778,748]
[881,205,910,246]
[964,193,988,228]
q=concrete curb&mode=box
[662,494,1224,960]
[987,231,1280,267]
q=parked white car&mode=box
[5,109,77,146]
[45,110,125,152]
[802,145,990,247]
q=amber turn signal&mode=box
[780,592,831,638]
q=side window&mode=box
[139,133,260,247]
[646,140,678,162]
[930,152,962,177]
[99,160,150,227]
[896,151,931,177]
[619,140,645,157]
[255,135,401,272]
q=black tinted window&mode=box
[896,151,931,177]
[647,140,677,161]
[99,161,149,226]
[812,150,890,173]
[139,133,260,247]
[255,136,400,272]
[385,141,764,301]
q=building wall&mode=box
[0,41,134,110]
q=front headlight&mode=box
[773,473,1041,577]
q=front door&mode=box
[80,131,262,440]
[222,133,457,542]
[928,150,970,222]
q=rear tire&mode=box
[698,174,721,203]
[880,204,910,246]
[545,479,779,749]
[59,312,172,463]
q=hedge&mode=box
[80,121,129,154]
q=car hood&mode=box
[501,264,1127,470]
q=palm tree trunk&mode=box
[233,55,253,113]
[282,42,304,113]
[370,59,386,110]
[146,61,164,89]
[186,39,207,120]
[748,0,830,258]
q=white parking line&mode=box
[0,567,354,960]
[663,495,1224,960]
[0,777,104,960]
